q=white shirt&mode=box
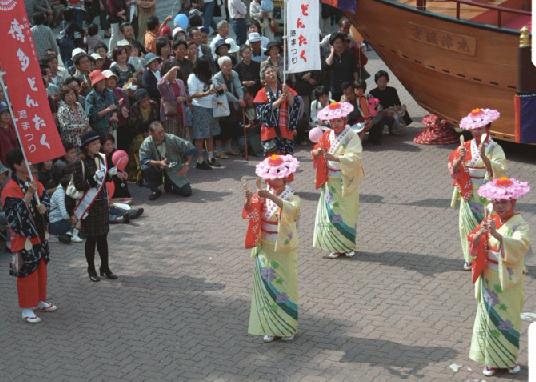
[228,0,247,18]
[152,70,161,81]
[188,74,214,108]
[49,186,69,223]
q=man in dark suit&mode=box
[141,52,162,106]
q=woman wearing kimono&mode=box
[467,177,531,376]
[448,108,507,270]
[1,149,58,323]
[243,154,301,342]
[312,102,365,259]
[254,65,301,156]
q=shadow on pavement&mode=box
[118,274,225,292]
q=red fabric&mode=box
[468,214,503,283]
[1,179,45,252]
[106,181,115,200]
[169,81,184,121]
[0,2,65,163]
[448,141,473,201]
[17,258,47,308]
[312,131,330,189]
[242,193,264,249]
[414,114,459,145]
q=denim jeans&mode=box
[203,1,216,32]
[49,219,72,235]
[231,18,247,46]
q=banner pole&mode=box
[283,0,287,86]
[0,71,41,203]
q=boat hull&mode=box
[351,0,520,141]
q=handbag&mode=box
[212,94,230,118]
[66,160,85,200]
[163,100,178,116]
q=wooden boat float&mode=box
[348,0,536,143]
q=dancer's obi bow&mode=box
[242,193,265,249]
[312,132,330,189]
[468,213,502,283]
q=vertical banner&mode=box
[286,0,321,74]
[0,0,65,164]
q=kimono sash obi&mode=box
[1,179,45,252]
[261,218,278,241]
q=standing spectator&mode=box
[188,58,221,170]
[141,53,162,104]
[86,24,105,53]
[73,132,120,282]
[247,33,265,63]
[91,53,106,70]
[246,20,269,50]
[212,56,245,156]
[190,27,217,72]
[63,77,86,105]
[42,54,69,87]
[325,32,358,101]
[158,63,189,139]
[202,0,216,33]
[33,0,54,25]
[209,20,239,59]
[56,87,90,147]
[0,103,19,166]
[260,41,283,82]
[102,70,131,148]
[156,37,172,62]
[254,66,301,155]
[85,0,111,38]
[136,0,156,43]
[320,18,357,55]
[144,16,160,53]
[72,51,94,95]
[94,43,113,70]
[31,13,59,60]
[139,121,196,200]
[213,39,237,65]
[85,70,118,137]
[65,0,86,28]
[110,46,136,86]
[107,0,128,52]
[57,9,86,69]
[228,0,247,46]
[172,40,194,84]
[187,40,199,67]
[2,149,57,324]
[120,22,137,45]
[234,46,261,99]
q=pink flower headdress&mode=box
[459,108,500,130]
[255,154,299,180]
[477,177,530,200]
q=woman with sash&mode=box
[312,102,365,259]
[243,154,301,342]
[467,177,530,376]
[73,132,126,282]
[1,149,58,323]
[448,108,507,270]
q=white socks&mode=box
[22,308,36,318]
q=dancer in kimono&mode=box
[448,108,507,270]
[312,102,364,259]
[467,177,530,376]
[1,149,58,323]
[254,65,302,156]
[244,154,300,342]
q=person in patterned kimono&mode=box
[1,149,58,324]
[254,65,302,156]
[243,154,301,343]
[448,108,507,270]
[467,177,531,377]
[312,102,365,259]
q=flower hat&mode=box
[459,108,500,130]
[477,177,530,200]
[255,154,299,180]
[317,102,354,121]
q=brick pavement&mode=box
[1,43,536,382]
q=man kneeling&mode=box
[140,121,197,201]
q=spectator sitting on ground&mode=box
[52,141,79,185]
[49,173,83,243]
[310,86,333,128]
[139,121,197,201]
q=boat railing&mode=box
[416,0,531,28]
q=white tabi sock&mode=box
[22,308,36,318]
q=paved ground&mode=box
[2,9,536,381]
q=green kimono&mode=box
[248,190,301,337]
[469,214,531,368]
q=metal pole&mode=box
[0,70,41,203]
[282,0,286,86]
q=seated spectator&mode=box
[37,161,57,194]
[91,53,106,70]
[85,70,118,137]
[72,51,94,94]
[368,70,410,144]
[234,46,261,99]
[31,13,59,60]
[42,54,69,87]
[156,37,173,63]
[48,174,83,243]
[86,24,105,54]
[246,33,265,63]
[63,77,86,105]
[144,16,172,53]
[188,58,221,170]
[141,53,163,105]
[260,41,284,82]
[110,46,136,87]
[158,62,189,139]
[246,20,270,50]
[128,89,159,181]
[56,86,90,147]
[119,22,137,46]
[94,43,113,70]
[128,41,145,74]
[325,32,358,101]
[0,103,19,166]
[139,121,196,200]
[310,86,332,127]
[254,65,301,155]
[341,81,370,126]
[172,40,194,84]
[209,20,239,60]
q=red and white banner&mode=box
[286,0,321,74]
[0,0,64,164]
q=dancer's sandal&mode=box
[22,315,42,324]
[38,302,58,312]
[482,366,498,376]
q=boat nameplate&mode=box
[407,22,477,56]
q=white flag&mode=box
[286,0,321,74]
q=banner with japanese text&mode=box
[0,0,65,164]
[286,0,321,74]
